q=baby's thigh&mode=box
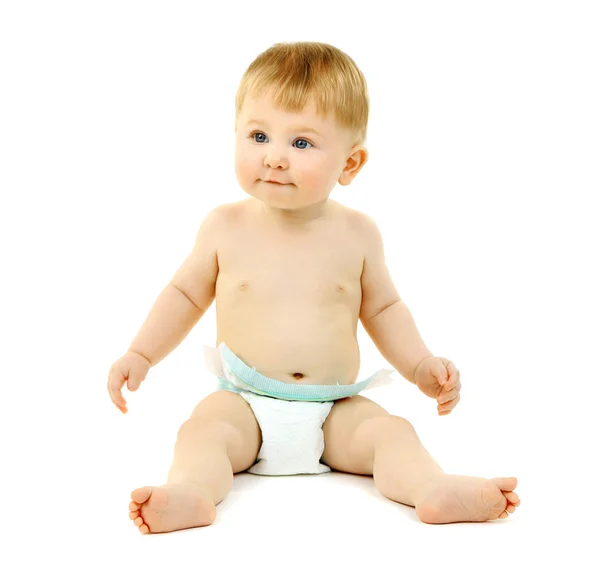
[187,390,262,471]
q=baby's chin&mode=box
[248,188,302,207]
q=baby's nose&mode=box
[264,151,288,169]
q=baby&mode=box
[108,41,520,534]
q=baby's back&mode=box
[215,199,366,386]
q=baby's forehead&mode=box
[240,96,342,135]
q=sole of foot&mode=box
[128,483,217,534]
[415,476,520,524]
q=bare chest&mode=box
[212,201,365,384]
[215,209,364,307]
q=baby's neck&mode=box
[256,198,335,227]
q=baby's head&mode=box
[234,42,369,214]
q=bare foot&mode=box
[415,475,520,524]
[128,483,217,534]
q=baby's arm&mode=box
[358,213,433,383]
[126,205,225,367]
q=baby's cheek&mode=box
[302,169,330,191]
[235,158,256,184]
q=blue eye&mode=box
[250,131,312,149]
[294,139,311,150]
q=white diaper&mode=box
[238,392,334,476]
[202,342,394,476]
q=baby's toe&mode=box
[139,523,150,534]
[131,486,155,506]
[504,491,520,505]
[129,510,140,520]
[491,477,518,492]
[129,501,140,511]
[506,504,516,514]
[134,516,144,528]
[131,486,154,505]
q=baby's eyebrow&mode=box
[246,119,322,138]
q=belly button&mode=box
[292,372,305,380]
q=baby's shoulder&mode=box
[333,202,377,235]
[201,200,247,228]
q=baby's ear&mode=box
[339,147,368,186]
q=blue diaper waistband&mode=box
[203,342,395,402]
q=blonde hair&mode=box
[235,42,369,147]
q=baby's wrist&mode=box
[127,350,152,367]
[411,355,434,383]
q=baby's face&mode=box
[234,94,359,211]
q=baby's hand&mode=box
[107,352,151,413]
[413,356,461,416]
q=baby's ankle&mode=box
[165,480,217,505]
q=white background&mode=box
[1,1,598,569]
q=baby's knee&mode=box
[176,416,236,446]
[373,415,416,440]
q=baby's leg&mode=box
[322,396,520,524]
[129,390,261,534]
[373,419,520,523]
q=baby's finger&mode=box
[438,393,460,412]
[445,366,461,391]
[107,376,128,412]
[438,388,459,405]
[110,390,128,412]
[429,361,449,387]
[445,379,461,398]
